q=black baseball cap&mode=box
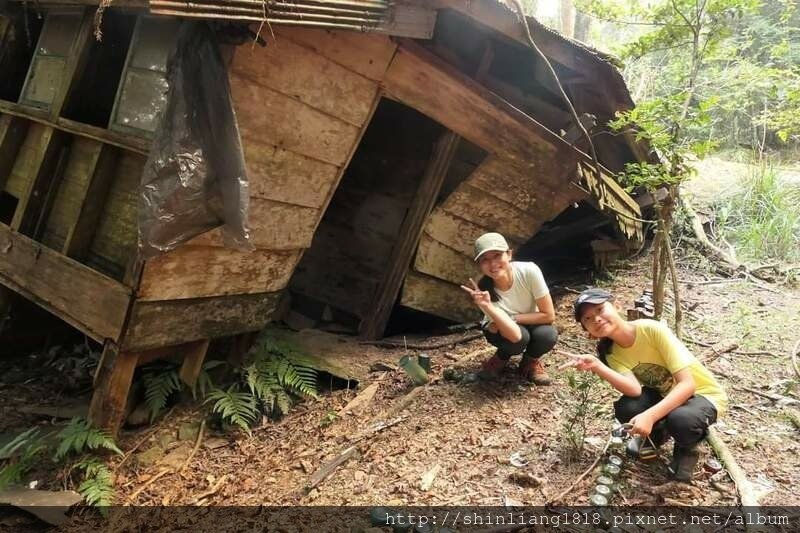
[573,288,613,321]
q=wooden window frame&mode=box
[108,15,179,139]
[18,9,84,111]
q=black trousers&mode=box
[614,387,718,447]
[483,324,558,361]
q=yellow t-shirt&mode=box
[607,319,728,416]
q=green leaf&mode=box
[54,418,122,461]
[142,363,183,421]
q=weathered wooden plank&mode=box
[4,124,49,202]
[231,37,379,127]
[0,115,29,192]
[244,143,339,209]
[122,291,281,351]
[440,183,543,242]
[359,131,460,339]
[382,41,560,169]
[231,72,360,167]
[188,198,319,250]
[423,209,520,258]
[272,26,397,82]
[400,270,479,323]
[249,199,317,250]
[0,223,131,341]
[467,156,550,212]
[88,150,142,279]
[137,246,302,301]
[413,233,476,287]
[42,137,98,249]
[62,143,118,259]
[10,126,67,236]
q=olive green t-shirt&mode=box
[607,319,728,415]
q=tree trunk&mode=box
[560,0,575,38]
[574,10,591,42]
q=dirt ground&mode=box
[3,250,798,518]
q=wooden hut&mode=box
[0,0,648,433]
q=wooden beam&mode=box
[179,339,211,388]
[0,102,150,155]
[88,342,138,436]
[359,131,460,340]
[10,126,67,236]
[0,223,131,341]
[0,115,29,191]
[382,40,566,171]
[62,143,118,259]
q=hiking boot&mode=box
[668,443,700,482]
[519,357,552,385]
[625,421,668,461]
[478,354,507,380]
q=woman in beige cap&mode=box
[460,232,557,385]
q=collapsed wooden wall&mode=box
[402,154,587,323]
[124,28,398,350]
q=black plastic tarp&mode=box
[139,21,252,258]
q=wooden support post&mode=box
[179,339,211,389]
[89,342,139,436]
[0,115,29,192]
[359,131,460,339]
[62,143,118,259]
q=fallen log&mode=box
[707,427,759,507]
[683,197,741,271]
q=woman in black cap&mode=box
[567,288,727,481]
[460,232,558,385]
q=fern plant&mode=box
[142,362,183,422]
[207,331,320,431]
[54,418,122,461]
[73,458,115,509]
[205,385,259,432]
[142,360,224,421]
[0,428,46,489]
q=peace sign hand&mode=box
[556,350,601,372]
[460,278,492,311]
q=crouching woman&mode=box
[460,232,558,385]
[568,288,727,481]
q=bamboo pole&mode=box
[147,8,380,30]
[150,1,384,23]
